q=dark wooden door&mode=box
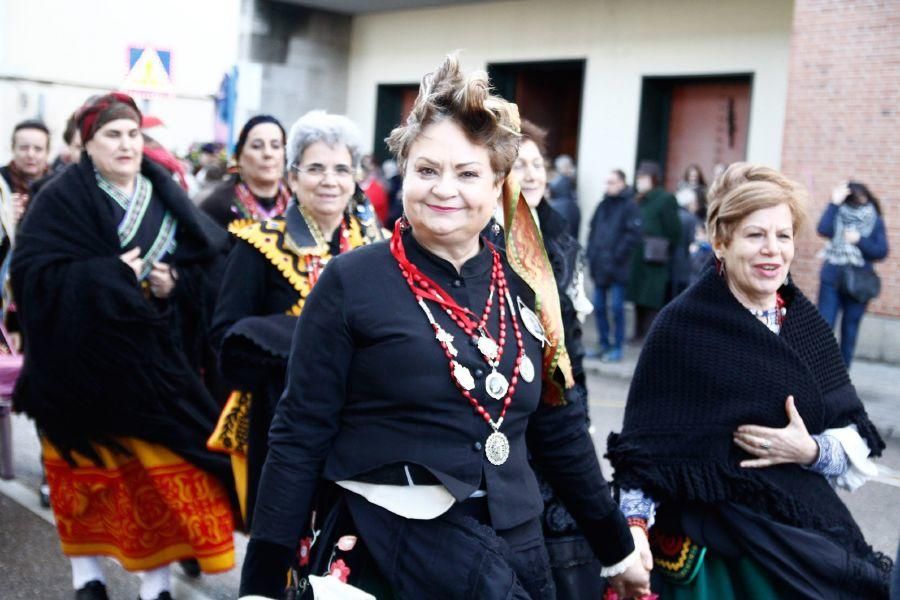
[664,81,751,190]
[489,60,585,160]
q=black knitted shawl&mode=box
[10,155,231,480]
[607,267,887,579]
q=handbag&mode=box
[0,323,22,398]
[643,235,670,265]
[840,265,881,303]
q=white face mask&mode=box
[636,176,652,194]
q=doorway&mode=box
[635,75,752,189]
[488,60,585,161]
[372,83,419,164]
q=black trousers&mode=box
[345,491,556,599]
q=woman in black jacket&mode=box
[207,110,383,530]
[508,120,642,598]
[199,115,291,230]
[239,56,650,600]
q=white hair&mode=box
[286,110,363,168]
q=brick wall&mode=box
[780,0,900,316]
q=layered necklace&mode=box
[746,293,786,334]
[296,205,351,286]
[233,180,290,220]
[390,226,535,466]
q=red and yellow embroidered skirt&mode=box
[42,437,235,573]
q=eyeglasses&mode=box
[292,164,355,179]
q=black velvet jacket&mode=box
[242,232,633,595]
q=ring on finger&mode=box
[760,440,771,450]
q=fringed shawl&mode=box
[607,267,889,589]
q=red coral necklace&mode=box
[390,223,530,465]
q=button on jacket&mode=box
[250,232,632,568]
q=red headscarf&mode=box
[76,92,142,143]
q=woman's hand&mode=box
[843,229,861,245]
[119,247,143,279]
[734,395,819,468]
[831,183,849,205]
[11,193,28,223]
[148,262,177,298]
[608,527,653,598]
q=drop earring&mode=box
[399,214,410,232]
[490,217,501,237]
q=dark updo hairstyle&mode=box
[386,54,521,183]
[847,181,882,215]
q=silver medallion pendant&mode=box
[519,353,535,383]
[452,361,475,391]
[485,369,509,400]
[485,430,510,465]
[476,335,499,361]
[517,297,547,345]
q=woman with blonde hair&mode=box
[608,163,890,598]
[239,56,650,599]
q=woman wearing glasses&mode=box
[208,110,384,528]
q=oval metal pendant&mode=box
[485,431,510,465]
[520,354,535,383]
[476,335,499,361]
[452,361,475,391]
[485,369,509,400]
[517,297,547,345]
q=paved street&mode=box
[1,348,898,598]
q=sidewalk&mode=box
[584,347,900,440]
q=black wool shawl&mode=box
[607,267,887,578]
[11,154,231,480]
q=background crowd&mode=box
[0,74,892,599]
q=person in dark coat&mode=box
[199,115,291,230]
[1,119,50,226]
[548,154,581,239]
[239,55,650,600]
[627,161,681,341]
[207,109,383,530]
[609,163,890,598]
[585,169,641,361]
[11,92,236,600]
[817,181,889,366]
[670,186,700,298]
[508,120,621,598]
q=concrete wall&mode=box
[345,0,794,234]
[0,0,241,158]
[236,0,351,133]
